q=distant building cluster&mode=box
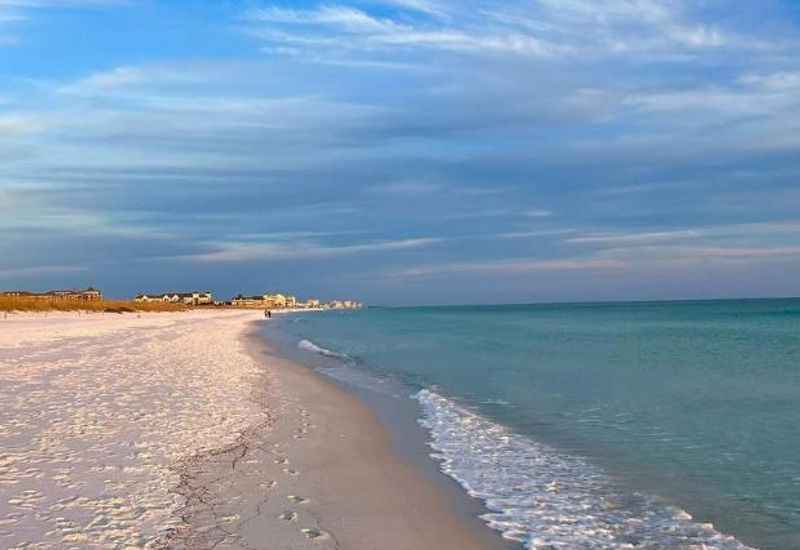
[232,293,297,308]
[325,300,362,310]
[1,285,362,310]
[134,291,213,306]
[0,288,102,301]
[229,293,362,310]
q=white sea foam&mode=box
[415,389,754,550]
[298,338,348,359]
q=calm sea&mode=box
[265,299,800,549]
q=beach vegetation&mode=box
[0,296,188,313]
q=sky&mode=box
[1,0,799,305]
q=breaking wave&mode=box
[415,389,753,549]
[297,338,349,360]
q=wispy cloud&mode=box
[184,237,442,263]
[250,5,409,34]
[368,180,443,195]
[244,2,572,59]
[568,229,701,245]
[243,0,783,67]
[394,257,626,278]
[56,66,205,95]
[0,264,88,280]
[524,209,553,218]
[0,0,124,46]
[597,245,800,264]
[568,222,800,246]
[369,0,447,18]
[499,229,576,239]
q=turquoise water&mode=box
[269,300,800,549]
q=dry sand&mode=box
[0,309,503,549]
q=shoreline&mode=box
[0,309,509,549]
[228,318,512,549]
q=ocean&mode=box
[262,299,800,549]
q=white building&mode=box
[135,291,213,306]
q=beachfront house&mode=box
[179,292,213,305]
[1,288,102,301]
[135,291,213,306]
[135,293,170,303]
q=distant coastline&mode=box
[0,286,364,312]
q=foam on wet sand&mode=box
[0,310,505,549]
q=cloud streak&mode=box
[184,237,443,263]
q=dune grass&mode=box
[0,296,188,313]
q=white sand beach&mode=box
[0,310,501,549]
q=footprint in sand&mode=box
[283,468,299,476]
[260,480,277,490]
[301,528,331,541]
[278,511,298,522]
[274,457,289,465]
[287,495,308,504]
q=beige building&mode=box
[2,288,102,301]
[264,293,287,308]
[232,295,266,307]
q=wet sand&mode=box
[0,310,506,549]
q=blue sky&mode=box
[1,0,800,305]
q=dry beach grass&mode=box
[0,296,187,313]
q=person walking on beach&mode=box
[265,309,272,318]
